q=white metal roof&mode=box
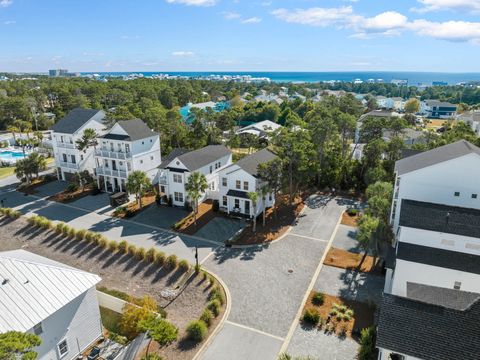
[0,250,101,333]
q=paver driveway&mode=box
[200,195,348,360]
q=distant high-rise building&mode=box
[48,69,78,77]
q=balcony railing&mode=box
[58,161,78,170]
[95,149,132,160]
[57,142,75,149]
[158,175,168,185]
[96,167,128,179]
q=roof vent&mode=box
[1,279,9,285]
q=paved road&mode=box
[200,195,348,360]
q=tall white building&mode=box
[50,108,106,181]
[158,145,232,207]
[95,119,161,193]
[0,250,102,360]
[377,140,480,360]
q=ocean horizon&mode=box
[80,71,480,85]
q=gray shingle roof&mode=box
[175,145,231,172]
[396,241,480,275]
[376,293,480,360]
[395,140,480,175]
[159,148,190,169]
[116,119,158,141]
[407,283,480,310]
[50,108,105,134]
[232,149,277,177]
[226,189,250,199]
[399,199,480,238]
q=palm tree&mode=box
[260,184,270,227]
[247,191,258,232]
[185,172,208,226]
[76,128,99,154]
[16,138,30,156]
[126,171,152,208]
[7,125,19,144]
[29,153,47,178]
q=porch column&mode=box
[119,178,123,192]
[104,176,108,193]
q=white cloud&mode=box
[172,51,195,56]
[222,11,241,20]
[412,0,480,13]
[271,6,354,27]
[0,0,12,7]
[120,35,140,40]
[166,0,217,6]
[241,17,262,24]
[409,19,480,42]
[3,20,15,25]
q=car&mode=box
[87,346,101,360]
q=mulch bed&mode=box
[303,292,375,337]
[324,247,377,273]
[114,193,156,218]
[47,187,94,203]
[17,175,56,195]
[175,200,224,235]
[341,212,360,227]
[233,194,305,245]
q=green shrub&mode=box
[85,231,96,242]
[154,250,166,265]
[127,244,137,255]
[76,229,86,241]
[186,320,207,342]
[302,309,320,325]
[145,248,156,263]
[141,355,163,360]
[135,247,146,260]
[165,254,178,269]
[347,208,358,216]
[208,286,225,305]
[66,183,78,193]
[55,222,65,234]
[108,240,119,252]
[68,227,76,238]
[118,240,128,253]
[200,308,213,327]
[312,292,325,306]
[178,259,190,272]
[27,215,38,225]
[109,332,128,346]
[207,299,221,317]
[358,327,376,360]
[62,224,71,236]
[98,236,108,248]
[208,274,215,287]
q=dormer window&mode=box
[454,192,460,197]
[472,194,478,199]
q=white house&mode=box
[0,250,102,360]
[457,110,480,135]
[376,140,480,360]
[235,120,282,140]
[50,108,106,181]
[95,119,161,193]
[376,96,394,109]
[392,97,405,112]
[217,149,276,218]
[157,145,232,207]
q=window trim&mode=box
[173,174,183,184]
[57,339,69,358]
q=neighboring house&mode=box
[421,100,457,119]
[377,140,480,360]
[157,145,232,207]
[0,250,102,360]
[382,128,426,146]
[50,108,106,181]
[95,119,161,193]
[254,93,284,105]
[356,110,403,142]
[392,97,405,112]
[457,110,480,135]
[376,96,394,109]
[217,149,276,217]
[236,120,282,140]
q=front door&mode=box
[244,200,250,215]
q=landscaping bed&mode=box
[174,200,222,235]
[17,174,56,194]
[302,291,375,338]
[0,215,225,360]
[232,194,305,245]
[47,185,95,203]
[324,247,377,273]
[113,193,156,218]
[341,211,360,227]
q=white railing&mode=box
[158,175,168,185]
[56,142,75,149]
[95,149,132,160]
[97,167,128,178]
[58,161,78,170]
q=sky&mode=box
[1,0,480,72]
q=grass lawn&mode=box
[0,167,15,179]
[100,306,122,334]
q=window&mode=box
[222,178,227,187]
[60,136,64,143]
[119,161,123,165]
[210,182,215,191]
[150,139,153,143]
[127,162,131,171]
[125,144,130,153]
[80,154,84,161]
[209,165,213,174]
[243,181,249,191]
[215,163,218,170]
[269,194,272,201]
[174,192,184,203]
[234,199,240,208]
[33,322,43,335]
[140,160,143,164]
[223,196,227,206]
[151,156,154,160]
[62,154,67,163]
[57,339,68,357]
[244,200,250,214]
[454,191,460,197]
[173,174,183,183]
[454,281,462,290]
[142,141,144,145]
[70,155,76,164]
[472,194,478,199]
[236,180,241,190]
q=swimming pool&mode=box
[0,150,26,162]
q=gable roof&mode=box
[50,108,105,134]
[116,119,157,141]
[238,120,282,133]
[172,145,231,172]
[0,250,101,332]
[232,149,277,177]
[395,140,480,175]
[377,292,480,360]
[406,283,480,310]
[159,148,190,169]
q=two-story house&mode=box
[420,100,457,119]
[158,145,232,207]
[50,108,106,181]
[217,149,276,218]
[377,140,480,360]
[0,250,102,360]
[95,119,161,193]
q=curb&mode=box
[192,269,232,360]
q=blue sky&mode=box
[1,0,480,72]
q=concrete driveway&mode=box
[200,194,347,360]
[133,205,189,229]
[69,193,112,214]
[194,217,245,243]
[34,180,68,198]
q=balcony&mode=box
[95,149,132,160]
[57,142,75,150]
[158,175,168,185]
[58,161,78,170]
[96,167,128,179]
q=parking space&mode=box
[34,180,67,198]
[194,217,245,243]
[332,224,363,254]
[69,193,112,214]
[133,205,189,230]
[314,265,384,306]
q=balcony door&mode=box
[244,200,250,215]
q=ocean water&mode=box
[81,71,480,85]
